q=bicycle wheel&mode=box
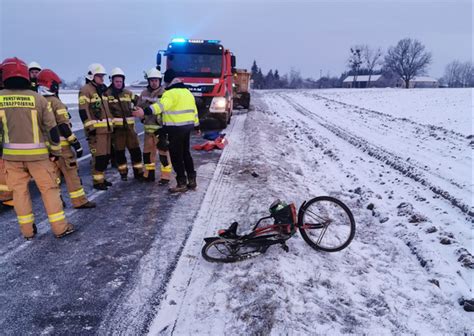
[298,196,355,252]
[201,238,264,263]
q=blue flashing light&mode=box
[207,40,220,44]
[171,38,186,43]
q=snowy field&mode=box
[144,88,472,335]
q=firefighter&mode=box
[0,62,14,208]
[28,61,42,92]
[133,69,199,193]
[0,57,75,239]
[106,67,144,181]
[79,63,114,190]
[37,69,96,209]
[136,68,172,184]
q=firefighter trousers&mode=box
[4,160,70,238]
[88,133,111,185]
[114,127,143,176]
[56,145,89,208]
[0,159,13,202]
[143,133,172,181]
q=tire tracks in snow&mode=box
[147,114,244,335]
[277,92,473,218]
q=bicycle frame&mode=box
[202,196,356,262]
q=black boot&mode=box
[120,173,128,181]
[24,223,38,240]
[158,178,170,186]
[93,183,108,191]
[187,176,197,190]
[75,201,96,209]
[104,180,113,187]
[144,170,155,182]
[133,169,145,181]
[169,177,188,193]
[55,224,76,238]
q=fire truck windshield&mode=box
[168,53,222,78]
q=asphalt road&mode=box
[0,120,222,335]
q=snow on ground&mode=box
[146,88,473,335]
[314,88,473,136]
[58,90,79,105]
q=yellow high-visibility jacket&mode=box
[148,82,199,129]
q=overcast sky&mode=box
[1,0,472,82]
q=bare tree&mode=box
[443,60,473,87]
[384,38,432,88]
[348,45,364,88]
[460,62,473,87]
[444,60,462,87]
[363,46,383,87]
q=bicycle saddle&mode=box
[218,221,240,239]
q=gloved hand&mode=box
[159,154,169,167]
[71,139,83,158]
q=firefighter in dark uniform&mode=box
[78,63,114,190]
[106,67,144,181]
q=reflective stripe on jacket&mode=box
[45,95,77,147]
[149,86,199,128]
[0,89,59,161]
[137,87,164,134]
[78,83,113,134]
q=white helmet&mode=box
[86,63,106,81]
[110,67,125,78]
[28,61,42,71]
[146,68,162,79]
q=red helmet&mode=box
[1,57,29,81]
[37,69,62,91]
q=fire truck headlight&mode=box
[210,97,227,112]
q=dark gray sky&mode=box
[1,0,472,81]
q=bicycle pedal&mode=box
[281,244,289,253]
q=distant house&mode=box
[396,76,439,88]
[342,75,385,88]
[343,74,439,88]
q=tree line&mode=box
[251,37,474,89]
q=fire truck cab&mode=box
[157,38,236,129]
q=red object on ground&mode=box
[192,136,228,151]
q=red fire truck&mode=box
[157,38,236,129]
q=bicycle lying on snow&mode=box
[202,196,356,263]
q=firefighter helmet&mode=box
[28,61,42,71]
[110,67,125,79]
[86,63,106,81]
[37,69,62,92]
[146,68,162,79]
[2,57,29,81]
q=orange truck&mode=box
[232,69,251,109]
[157,38,236,129]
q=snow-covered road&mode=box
[0,88,472,335]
